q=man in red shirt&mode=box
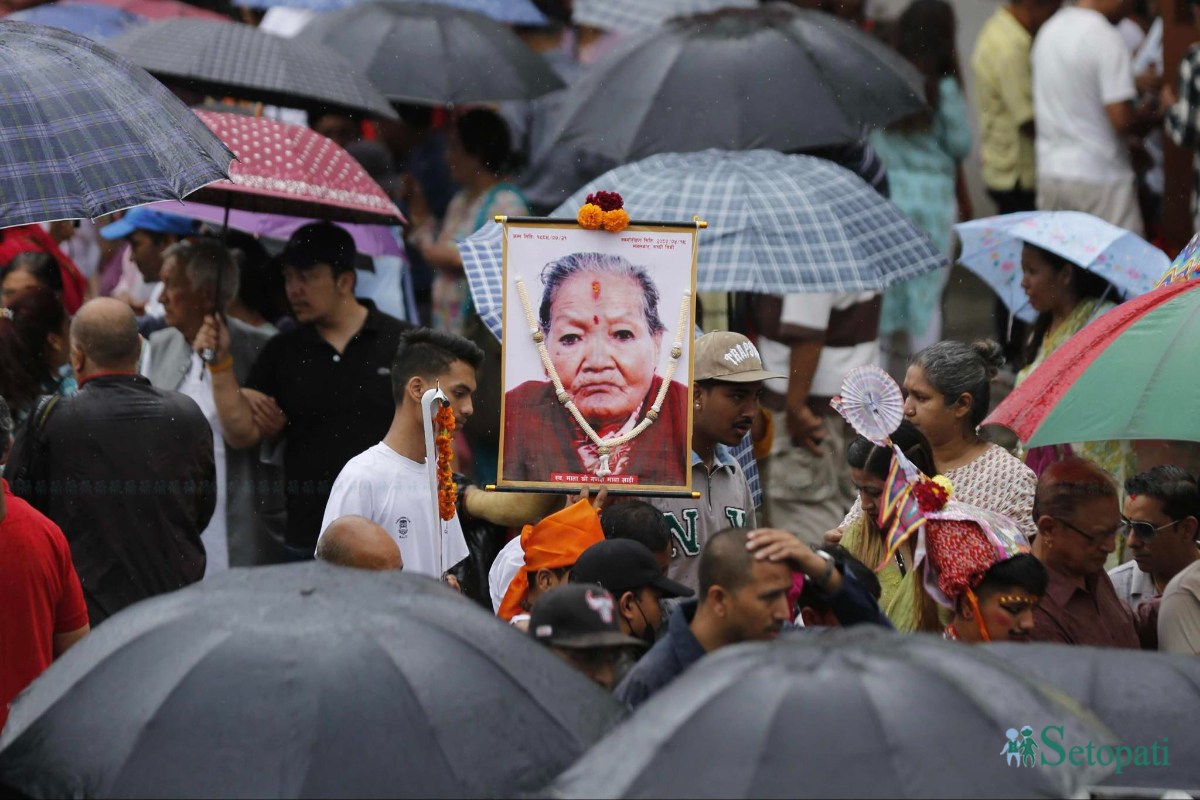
[0,396,89,732]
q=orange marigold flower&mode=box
[435,404,457,521]
[577,203,604,229]
[603,208,630,233]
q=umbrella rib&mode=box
[1121,292,1200,436]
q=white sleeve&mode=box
[1098,27,1137,106]
[317,466,373,548]
[779,292,835,331]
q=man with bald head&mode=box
[8,298,216,625]
[1031,457,1139,648]
[316,516,404,571]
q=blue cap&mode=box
[99,207,196,240]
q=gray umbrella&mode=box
[545,628,1117,799]
[987,641,1200,792]
[296,1,565,106]
[0,564,626,799]
[107,19,398,120]
[543,2,926,164]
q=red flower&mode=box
[912,479,950,514]
[585,190,624,212]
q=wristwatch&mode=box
[813,549,836,590]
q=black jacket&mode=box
[7,374,216,624]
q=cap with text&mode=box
[693,331,786,383]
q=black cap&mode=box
[280,222,356,273]
[528,584,646,650]
[572,539,694,599]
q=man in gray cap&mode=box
[646,331,785,593]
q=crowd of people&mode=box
[3,0,1200,738]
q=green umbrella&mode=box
[984,280,1200,446]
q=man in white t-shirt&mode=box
[757,291,881,545]
[319,328,483,580]
[1031,0,1162,234]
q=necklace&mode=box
[515,277,691,478]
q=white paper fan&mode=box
[830,365,904,446]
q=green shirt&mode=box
[972,7,1036,192]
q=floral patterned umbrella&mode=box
[955,211,1169,322]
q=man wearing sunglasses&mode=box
[1030,458,1139,648]
[1109,466,1200,649]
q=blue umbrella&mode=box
[8,2,144,40]
[955,211,1170,323]
[0,20,234,228]
[232,0,548,25]
[459,148,947,341]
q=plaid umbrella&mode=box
[108,19,397,120]
[186,110,404,224]
[232,0,549,25]
[572,0,756,34]
[296,1,565,105]
[459,149,946,340]
[0,20,233,229]
[8,2,145,39]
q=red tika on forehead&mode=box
[592,280,601,298]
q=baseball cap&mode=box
[279,222,356,273]
[99,207,196,240]
[528,584,646,650]
[693,331,786,383]
[572,539,694,599]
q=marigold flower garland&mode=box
[577,190,630,233]
[435,403,457,521]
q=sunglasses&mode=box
[1119,516,1182,542]
[1051,516,1121,545]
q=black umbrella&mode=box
[107,19,398,120]
[542,2,926,164]
[988,642,1200,792]
[0,564,625,799]
[296,1,565,106]
[545,628,1117,799]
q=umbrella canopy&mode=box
[983,279,1200,446]
[108,19,397,120]
[988,642,1200,791]
[0,563,626,799]
[151,199,405,256]
[187,110,404,224]
[8,1,144,39]
[233,0,549,25]
[542,3,925,164]
[956,211,1169,323]
[547,628,1115,798]
[571,0,757,34]
[80,0,231,20]
[0,21,233,228]
[1156,231,1200,287]
[459,149,947,340]
[296,1,565,105]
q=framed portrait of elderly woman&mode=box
[497,219,699,494]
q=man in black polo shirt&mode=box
[196,222,409,556]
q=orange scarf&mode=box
[497,499,604,621]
